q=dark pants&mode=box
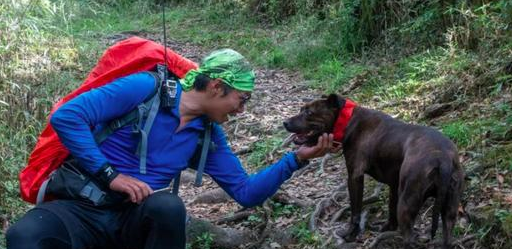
[6,191,186,249]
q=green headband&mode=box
[182,49,255,92]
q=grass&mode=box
[291,220,322,246]
[441,121,473,148]
[246,135,286,170]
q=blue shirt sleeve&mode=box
[204,124,300,208]
[50,72,156,174]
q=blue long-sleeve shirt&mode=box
[50,72,300,207]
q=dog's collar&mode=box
[332,99,356,143]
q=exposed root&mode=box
[214,210,254,225]
[359,209,368,232]
[330,190,348,207]
[248,201,273,249]
[190,188,231,204]
[330,205,351,224]
[368,231,402,248]
[330,183,383,224]
[295,160,320,177]
[428,234,479,248]
[272,190,313,209]
[309,197,332,231]
[319,153,334,173]
[234,146,253,155]
[187,216,257,249]
[364,183,384,205]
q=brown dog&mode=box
[284,94,464,249]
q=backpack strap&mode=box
[36,177,51,204]
[136,76,161,174]
[93,71,161,145]
[93,69,172,175]
[194,119,213,187]
[171,119,214,195]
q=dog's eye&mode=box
[304,109,313,115]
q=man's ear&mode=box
[326,94,342,109]
[208,79,224,95]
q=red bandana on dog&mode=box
[332,99,356,142]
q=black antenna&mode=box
[161,2,168,72]
[159,1,177,110]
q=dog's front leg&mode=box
[343,172,365,242]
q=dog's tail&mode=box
[431,158,452,239]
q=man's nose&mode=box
[235,105,245,113]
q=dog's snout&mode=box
[283,121,290,129]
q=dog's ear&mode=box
[326,94,342,108]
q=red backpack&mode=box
[20,36,198,204]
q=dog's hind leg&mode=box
[441,174,462,249]
[397,180,422,249]
[441,204,457,249]
[381,184,399,232]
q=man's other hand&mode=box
[109,174,154,204]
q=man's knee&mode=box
[143,192,186,222]
[6,209,70,249]
[6,217,46,248]
[6,222,27,247]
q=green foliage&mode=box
[246,136,284,170]
[309,59,366,93]
[270,201,298,219]
[245,214,263,224]
[0,0,85,222]
[497,209,512,239]
[291,221,321,245]
[191,232,214,249]
[483,143,512,172]
[441,121,473,148]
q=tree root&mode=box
[427,234,478,248]
[248,201,273,249]
[309,197,333,231]
[330,183,383,224]
[272,190,313,209]
[368,231,402,248]
[187,216,257,249]
[319,153,334,173]
[190,188,231,204]
[214,210,254,225]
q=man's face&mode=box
[207,82,251,123]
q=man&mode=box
[6,49,336,249]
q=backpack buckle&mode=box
[109,119,123,130]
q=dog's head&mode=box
[283,94,345,146]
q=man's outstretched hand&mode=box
[295,133,341,161]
